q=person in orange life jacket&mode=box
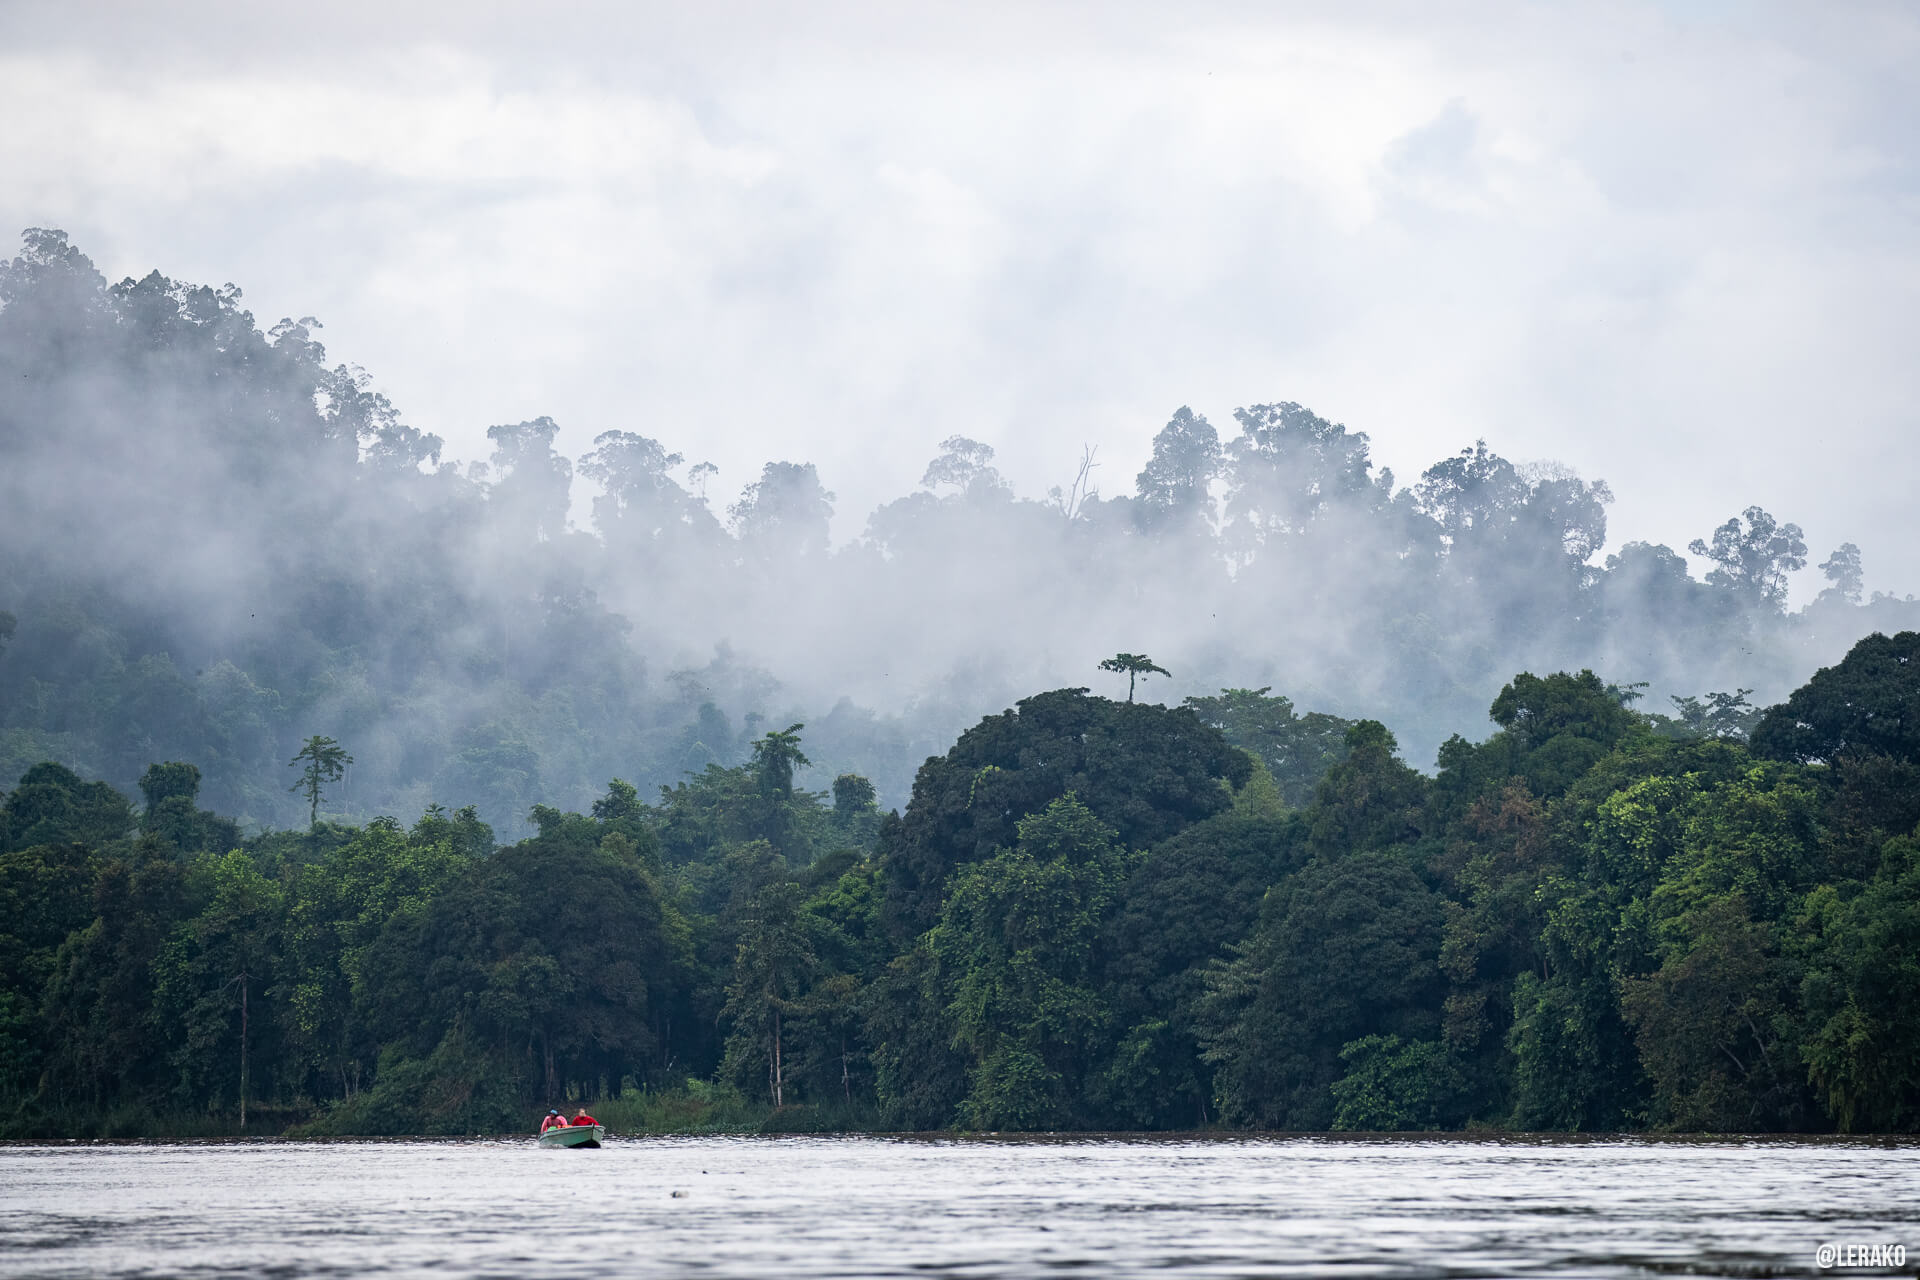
[540,1109,568,1134]
[571,1108,599,1127]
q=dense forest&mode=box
[1,228,1917,1135]
[1,635,1917,1136]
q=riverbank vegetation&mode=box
[2,630,1916,1137]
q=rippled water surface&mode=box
[1,1135,1914,1278]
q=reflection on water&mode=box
[0,1134,1914,1278]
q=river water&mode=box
[0,1135,1913,1278]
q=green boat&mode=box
[538,1124,604,1149]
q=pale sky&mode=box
[5,0,1916,597]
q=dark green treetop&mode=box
[877,689,1250,938]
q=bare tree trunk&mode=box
[841,1036,851,1105]
[1060,444,1100,521]
[239,974,249,1131]
[772,1009,784,1109]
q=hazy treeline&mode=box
[3,228,1918,836]
[2,630,1916,1136]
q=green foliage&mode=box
[1795,837,1920,1132]
[151,849,284,1121]
[308,1035,524,1136]
[1656,690,1762,742]
[360,822,695,1103]
[1330,1035,1459,1131]
[590,1078,763,1134]
[1182,688,1356,808]
[1306,722,1429,855]
[878,689,1249,938]
[1200,851,1446,1129]
[931,795,1132,1129]
[720,879,817,1106]
[0,838,99,1100]
[1101,808,1307,1127]
[2,763,134,852]
[139,761,240,854]
[1506,968,1642,1131]
[4,639,1920,1139]
[831,774,882,848]
[1752,631,1920,766]
[865,945,968,1129]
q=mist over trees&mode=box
[2,226,1916,837]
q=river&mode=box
[0,1134,1913,1277]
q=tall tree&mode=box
[752,724,811,798]
[288,736,352,829]
[1134,407,1220,532]
[722,879,816,1107]
[1817,543,1865,606]
[1099,653,1171,702]
[484,416,574,543]
[920,436,1008,498]
[1688,506,1808,606]
[730,461,836,559]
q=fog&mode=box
[4,2,1918,591]
[2,3,1918,833]
[1,227,1913,835]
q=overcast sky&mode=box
[4,0,1915,597]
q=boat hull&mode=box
[538,1124,604,1148]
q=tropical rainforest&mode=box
[1,228,1917,1135]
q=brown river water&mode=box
[0,1134,1914,1278]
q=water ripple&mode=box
[0,1135,1913,1278]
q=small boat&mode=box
[538,1124,604,1149]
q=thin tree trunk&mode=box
[772,1009,784,1109]
[239,974,249,1131]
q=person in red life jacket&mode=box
[539,1109,567,1134]
[570,1107,600,1127]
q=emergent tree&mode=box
[289,736,353,828]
